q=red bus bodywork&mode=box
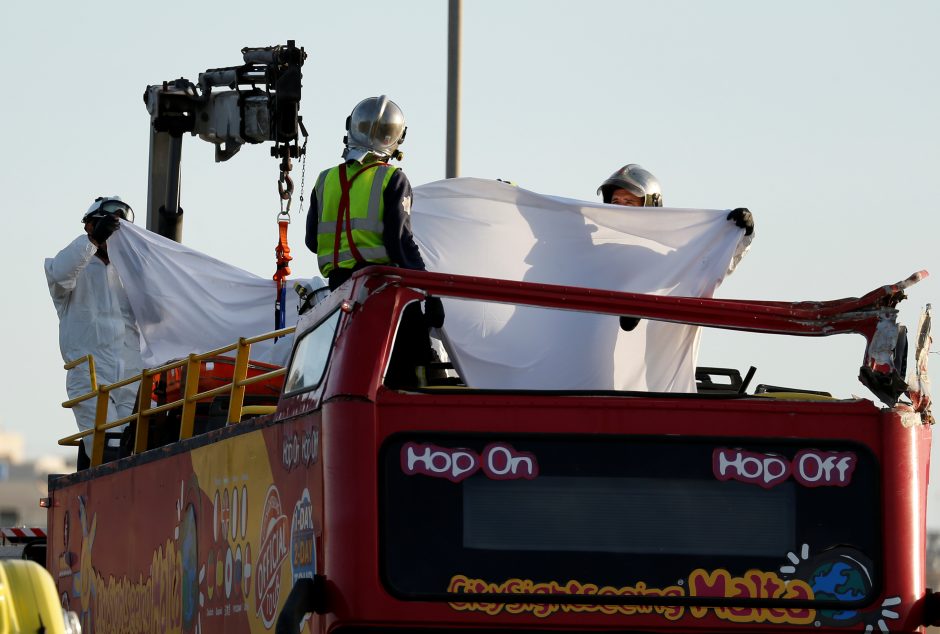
[46,268,934,634]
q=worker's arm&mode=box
[383,170,426,271]
[44,235,97,306]
[304,189,319,254]
[304,168,332,256]
[725,208,755,275]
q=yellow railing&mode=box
[58,327,295,468]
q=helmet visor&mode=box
[373,120,405,148]
[82,199,135,224]
[99,200,134,222]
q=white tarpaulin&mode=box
[107,177,749,392]
[108,222,300,368]
[411,178,750,392]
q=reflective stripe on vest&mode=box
[315,163,395,275]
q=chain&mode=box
[276,114,308,221]
[297,136,308,213]
[277,154,294,220]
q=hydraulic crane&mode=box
[143,40,306,242]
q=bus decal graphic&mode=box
[402,442,538,482]
[72,491,193,634]
[776,544,899,630]
[447,570,814,625]
[256,485,288,629]
[282,427,319,472]
[714,448,856,488]
[290,488,317,583]
[686,568,815,623]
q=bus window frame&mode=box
[283,308,343,397]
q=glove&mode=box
[619,316,641,332]
[726,208,754,236]
[91,216,120,245]
[423,296,446,328]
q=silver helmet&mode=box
[343,95,407,163]
[597,164,663,207]
[81,196,135,224]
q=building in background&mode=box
[0,429,74,529]
[929,532,940,590]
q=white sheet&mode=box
[108,177,748,392]
[108,222,300,368]
[411,178,749,392]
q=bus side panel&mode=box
[317,398,385,634]
[881,411,932,633]
[46,414,324,634]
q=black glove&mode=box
[423,296,446,328]
[619,316,641,332]
[91,216,120,245]
[726,208,754,236]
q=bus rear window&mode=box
[463,476,795,556]
[381,433,880,610]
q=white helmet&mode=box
[294,277,329,315]
[597,164,663,207]
[81,196,135,224]
[343,95,407,163]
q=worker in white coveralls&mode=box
[597,164,755,330]
[45,197,142,470]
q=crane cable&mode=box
[273,135,308,336]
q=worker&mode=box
[305,96,443,387]
[45,197,142,470]
[598,164,755,330]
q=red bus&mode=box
[45,267,935,634]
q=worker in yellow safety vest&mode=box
[306,96,424,289]
[305,96,444,387]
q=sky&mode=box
[1,1,938,513]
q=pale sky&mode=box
[2,0,937,514]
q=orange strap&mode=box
[273,219,292,284]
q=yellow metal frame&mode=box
[0,559,75,634]
[58,327,294,467]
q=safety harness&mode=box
[331,162,387,271]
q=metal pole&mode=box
[145,127,170,233]
[145,127,183,242]
[160,134,184,242]
[445,0,461,179]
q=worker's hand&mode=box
[424,296,446,328]
[90,216,121,245]
[727,208,754,236]
[619,316,641,332]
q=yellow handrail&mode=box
[60,355,97,408]
[59,327,295,467]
